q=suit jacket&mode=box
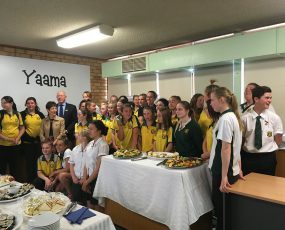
[40,115,65,142]
[57,103,77,136]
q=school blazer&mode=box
[40,115,65,142]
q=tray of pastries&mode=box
[113,149,141,159]
[147,151,179,160]
[163,156,203,169]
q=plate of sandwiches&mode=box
[0,175,15,188]
[147,151,179,160]
[0,209,23,230]
[0,183,34,203]
[23,192,69,217]
[113,149,141,159]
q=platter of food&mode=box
[147,151,179,160]
[0,175,14,188]
[0,209,23,230]
[113,149,141,159]
[23,192,69,217]
[163,156,203,169]
[0,183,34,203]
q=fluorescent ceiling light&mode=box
[193,33,234,44]
[244,22,285,33]
[57,24,114,49]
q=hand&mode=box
[14,137,20,145]
[82,181,91,193]
[219,176,232,193]
[79,178,85,185]
[72,177,79,184]
[53,139,58,146]
[45,178,52,190]
[201,152,210,160]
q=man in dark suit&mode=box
[56,91,77,147]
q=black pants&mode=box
[212,173,239,230]
[241,150,276,176]
[32,177,45,190]
[71,180,97,205]
[22,142,42,183]
[0,145,23,181]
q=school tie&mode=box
[254,115,262,150]
[59,104,64,117]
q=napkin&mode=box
[65,207,96,224]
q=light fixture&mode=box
[57,24,114,49]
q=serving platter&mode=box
[0,209,23,230]
[163,156,203,169]
[147,151,179,160]
[113,149,141,159]
[23,192,70,217]
[0,183,34,203]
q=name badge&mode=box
[267,131,272,137]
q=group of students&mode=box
[0,82,283,226]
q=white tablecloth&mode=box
[0,188,116,230]
[93,155,213,230]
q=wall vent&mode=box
[122,56,146,73]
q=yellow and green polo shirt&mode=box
[37,153,62,177]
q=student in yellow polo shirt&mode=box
[140,106,156,152]
[33,140,62,191]
[0,96,25,181]
[20,97,45,183]
[153,108,173,152]
[74,109,91,145]
[112,103,139,150]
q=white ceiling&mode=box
[2,0,285,60]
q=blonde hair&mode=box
[214,87,243,131]
[78,130,92,143]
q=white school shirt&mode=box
[85,137,109,176]
[60,148,71,169]
[69,144,87,179]
[242,107,283,153]
[209,111,242,177]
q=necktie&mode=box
[59,104,64,117]
[254,115,262,150]
[49,119,54,138]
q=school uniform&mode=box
[171,114,179,127]
[198,110,213,137]
[85,138,109,203]
[58,148,72,169]
[20,110,45,183]
[154,127,173,152]
[0,111,24,181]
[74,122,89,145]
[69,144,87,203]
[241,107,283,175]
[33,153,62,190]
[112,115,139,149]
[92,112,102,121]
[209,109,242,230]
[141,122,156,152]
[173,118,203,157]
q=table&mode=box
[0,187,116,230]
[226,173,285,230]
[93,155,213,230]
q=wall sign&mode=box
[0,55,90,112]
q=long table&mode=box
[0,186,116,230]
[93,155,213,230]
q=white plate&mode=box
[28,212,60,227]
[23,193,70,217]
[0,209,23,230]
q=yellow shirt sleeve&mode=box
[37,158,42,171]
[167,127,173,143]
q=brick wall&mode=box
[0,45,107,105]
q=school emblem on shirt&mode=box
[267,131,272,137]
[151,129,156,134]
[162,134,167,139]
[184,129,189,134]
[49,161,55,169]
